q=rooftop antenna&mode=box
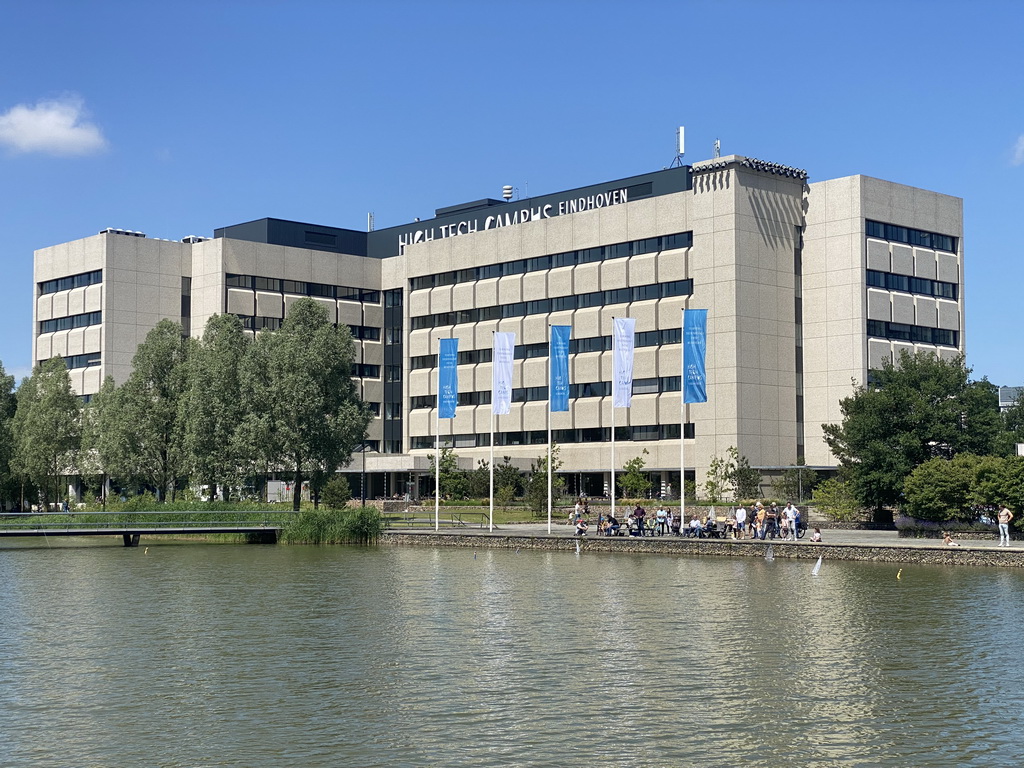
[502,185,514,201]
[367,212,374,232]
[669,126,685,167]
[714,138,721,158]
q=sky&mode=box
[1,0,1022,386]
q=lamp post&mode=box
[360,441,367,507]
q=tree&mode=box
[11,358,81,509]
[809,477,862,522]
[181,314,250,501]
[0,362,18,507]
[703,449,735,502]
[493,456,522,497]
[427,445,469,500]
[771,465,820,504]
[523,444,565,516]
[618,449,652,500]
[97,321,191,501]
[241,299,371,511]
[322,475,352,510]
[823,352,1004,520]
[902,455,976,522]
[730,447,762,500]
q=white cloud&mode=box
[1013,135,1024,167]
[0,96,107,156]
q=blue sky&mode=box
[1,0,1022,386]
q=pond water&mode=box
[1,540,1021,767]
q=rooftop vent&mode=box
[181,235,208,244]
[99,228,147,238]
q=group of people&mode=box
[571,499,675,537]
[728,501,804,540]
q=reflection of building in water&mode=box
[33,153,963,497]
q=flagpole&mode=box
[681,309,686,529]
[490,337,495,533]
[435,354,440,531]
[610,316,616,525]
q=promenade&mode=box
[382,523,1024,568]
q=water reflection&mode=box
[1,542,1022,767]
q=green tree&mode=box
[493,456,522,497]
[321,475,352,510]
[523,444,565,516]
[0,362,18,507]
[11,358,81,509]
[181,314,250,501]
[427,445,469,500]
[466,458,491,499]
[97,321,191,501]
[771,465,820,504]
[730,447,762,499]
[703,449,735,503]
[823,352,1004,520]
[618,449,652,500]
[241,299,371,511]
[902,455,977,522]
[809,477,862,522]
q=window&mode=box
[353,364,381,378]
[39,270,102,295]
[866,219,958,253]
[39,311,102,334]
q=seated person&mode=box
[688,516,703,537]
[575,518,589,536]
[703,513,718,536]
[810,528,822,542]
[605,514,621,535]
[943,532,959,547]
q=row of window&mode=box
[353,364,382,378]
[410,376,683,410]
[38,352,101,370]
[226,274,382,304]
[410,279,693,331]
[411,423,695,450]
[866,220,956,253]
[39,270,103,296]
[39,311,102,334]
[409,232,693,291]
[866,270,958,300]
[409,328,683,370]
[866,320,959,347]
[235,315,382,342]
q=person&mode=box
[943,532,959,547]
[766,503,780,539]
[783,502,798,541]
[633,505,647,536]
[703,511,718,538]
[998,505,1014,547]
[689,515,702,538]
[655,506,668,536]
[575,518,589,536]
[734,504,747,539]
[605,514,620,536]
[755,503,767,540]
[666,508,675,535]
[810,527,822,543]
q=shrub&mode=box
[321,476,352,510]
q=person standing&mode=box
[998,505,1014,547]
[783,502,798,541]
[734,504,747,539]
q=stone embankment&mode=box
[382,527,1024,568]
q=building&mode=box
[33,154,964,499]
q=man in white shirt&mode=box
[734,504,747,539]
[783,502,798,541]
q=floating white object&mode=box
[765,545,774,562]
[812,556,823,577]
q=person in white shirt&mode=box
[783,502,798,541]
[734,505,747,539]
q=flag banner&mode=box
[550,325,571,412]
[683,309,708,403]
[492,332,515,415]
[438,337,459,419]
[612,317,636,408]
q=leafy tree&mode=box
[240,299,371,511]
[523,444,565,516]
[771,465,820,504]
[703,450,735,503]
[809,477,862,522]
[322,475,352,510]
[0,362,18,507]
[97,321,191,501]
[823,352,1004,520]
[730,447,762,500]
[902,455,976,522]
[618,449,652,500]
[495,483,517,512]
[466,458,491,499]
[493,456,522,497]
[11,358,81,509]
[427,445,469,500]
[181,314,250,501]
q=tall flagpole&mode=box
[435,360,440,531]
[681,308,686,528]
[547,325,553,535]
[490,332,495,533]
[610,316,616,524]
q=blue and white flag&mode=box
[550,325,571,412]
[612,317,636,408]
[683,309,708,403]
[438,338,459,419]
[492,332,515,415]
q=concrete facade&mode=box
[32,155,964,497]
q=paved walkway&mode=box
[393,521,1013,551]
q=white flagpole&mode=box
[435,374,440,532]
[681,308,686,530]
[610,316,616,525]
[490,332,495,533]
[547,326,553,534]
